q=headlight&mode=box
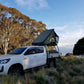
[0,58,10,64]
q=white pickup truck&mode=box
[0,46,61,75]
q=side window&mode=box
[24,48,36,55]
[24,47,44,55]
[35,47,44,53]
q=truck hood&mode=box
[0,54,20,59]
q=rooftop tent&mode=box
[32,29,59,46]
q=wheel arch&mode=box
[8,63,23,74]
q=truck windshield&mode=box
[8,47,27,54]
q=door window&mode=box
[24,47,44,55]
[35,47,44,53]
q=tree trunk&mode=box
[3,38,9,54]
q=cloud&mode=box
[54,25,67,31]
[55,23,84,54]
[15,0,48,10]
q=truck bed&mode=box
[47,50,62,58]
[48,53,61,58]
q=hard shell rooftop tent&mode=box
[32,29,59,46]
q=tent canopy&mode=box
[32,29,59,46]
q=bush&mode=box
[1,57,84,84]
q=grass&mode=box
[0,57,84,84]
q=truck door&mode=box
[34,47,47,66]
[23,47,46,69]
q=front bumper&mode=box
[0,64,9,75]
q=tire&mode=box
[8,66,24,77]
[48,58,56,68]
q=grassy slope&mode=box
[0,57,84,84]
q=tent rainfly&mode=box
[32,29,59,46]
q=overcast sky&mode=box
[0,0,84,55]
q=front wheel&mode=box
[8,66,24,77]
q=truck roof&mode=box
[19,46,44,48]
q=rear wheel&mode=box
[48,58,56,68]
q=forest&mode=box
[0,4,47,54]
